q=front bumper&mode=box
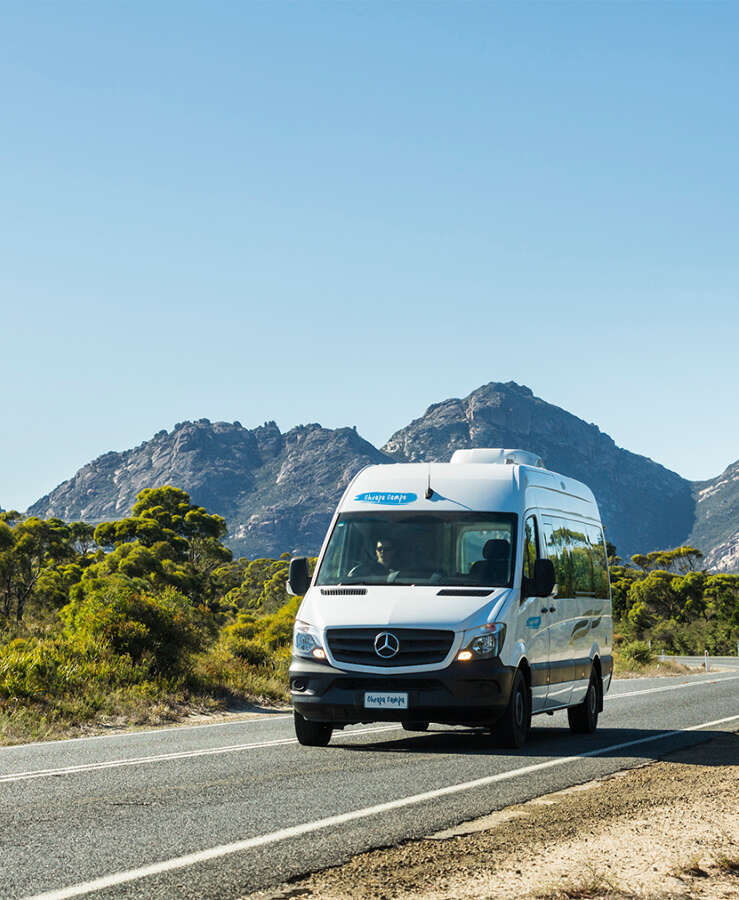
[289,657,515,725]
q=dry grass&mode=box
[673,855,710,879]
[0,685,229,745]
[537,868,630,899]
[612,653,700,678]
[715,855,739,875]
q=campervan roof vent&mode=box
[450,448,545,468]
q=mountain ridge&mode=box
[26,382,737,570]
[381,382,697,561]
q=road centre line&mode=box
[4,675,736,783]
[25,713,739,900]
[606,674,739,700]
[0,725,400,784]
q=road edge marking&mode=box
[24,713,739,900]
[0,714,294,751]
[0,725,401,784]
[606,674,739,700]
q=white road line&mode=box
[25,713,739,900]
[606,674,739,700]
[0,725,400,784]
[1,713,293,751]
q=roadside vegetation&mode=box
[608,543,738,671]
[0,487,303,743]
[0,491,736,742]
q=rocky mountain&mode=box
[27,382,737,569]
[382,382,696,561]
[28,419,391,558]
[688,459,739,572]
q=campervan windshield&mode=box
[316,511,517,587]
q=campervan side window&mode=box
[541,517,609,600]
[523,515,540,582]
[586,523,610,600]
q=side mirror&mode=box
[287,557,311,596]
[534,559,556,597]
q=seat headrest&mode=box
[483,539,510,561]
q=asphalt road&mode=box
[2,670,738,900]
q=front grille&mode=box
[326,628,454,667]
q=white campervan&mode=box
[287,449,613,748]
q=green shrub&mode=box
[193,644,290,703]
[620,639,655,666]
[230,637,270,666]
[62,577,207,675]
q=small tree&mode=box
[0,516,75,620]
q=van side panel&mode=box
[525,482,613,708]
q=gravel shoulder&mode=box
[257,729,739,900]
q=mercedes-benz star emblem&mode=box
[374,632,400,658]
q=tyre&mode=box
[496,669,531,749]
[402,721,429,732]
[568,669,600,734]
[294,711,333,747]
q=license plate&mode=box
[364,692,408,710]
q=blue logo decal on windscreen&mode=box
[526,616,542,629]
[354,492,418,505]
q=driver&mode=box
[374,539,399,573]
[348,538,402,578]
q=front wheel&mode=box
[402,721,429,732]
[294,711,333,747]
[496,669,531,749]
[568,669,600,734]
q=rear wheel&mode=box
[294,711,333,747]
[496,669,531,749]
[402,721,429,732]
[568,669,600,734]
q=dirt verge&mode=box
[257,730,739,900]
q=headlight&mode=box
[457,623,506,661]
[293,621,326,660]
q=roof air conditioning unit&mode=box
[450,448,544,468]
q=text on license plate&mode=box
[364,692,408,709]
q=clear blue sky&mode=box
[2,2,737,512]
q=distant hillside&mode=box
[28,419,391,558]
[27,382,737,569]
[688,459,739,572]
